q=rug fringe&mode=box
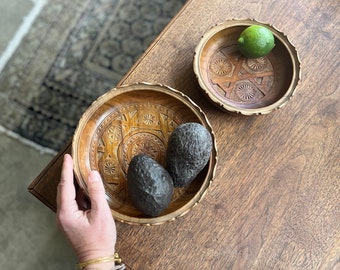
[0,125,57,155]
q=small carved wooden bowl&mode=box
[72,83,217,225]
[193,19,301,115]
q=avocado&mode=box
[166,122,212,187]
[127,154,174,217]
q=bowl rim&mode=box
[72,82,218,225]
[193,18,301,115]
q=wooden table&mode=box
[29,0,340,269]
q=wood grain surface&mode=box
[29,0,340,269]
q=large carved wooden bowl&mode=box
[72,83,217,225]
[194,19,300,115]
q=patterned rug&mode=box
[0,0,185,151]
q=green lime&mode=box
[237,25,275,58]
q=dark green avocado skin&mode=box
[166,123,212,187]
[127,154,174,217]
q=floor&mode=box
[0,1,77,269]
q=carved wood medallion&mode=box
[89,103,183,207]
[208,44,274,105]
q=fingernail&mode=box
[89,170,101,182]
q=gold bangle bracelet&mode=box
[77,252,122,269]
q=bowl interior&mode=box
[195,20,299,114]
[72,83,216,225]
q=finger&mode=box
[57,154,78,214]
[86,170,109,213]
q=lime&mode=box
[237,25,275,58]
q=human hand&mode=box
[56,154,116,266]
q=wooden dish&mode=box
[193,19,301,115]
[72,82,217,225]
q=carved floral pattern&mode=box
[104,160,117,175]
[210,58,233,76]
[89,103,182,205]
[246,57,267,71]
[143,113,156,125]
[208,45,274,104]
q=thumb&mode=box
[87,170,108,212]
